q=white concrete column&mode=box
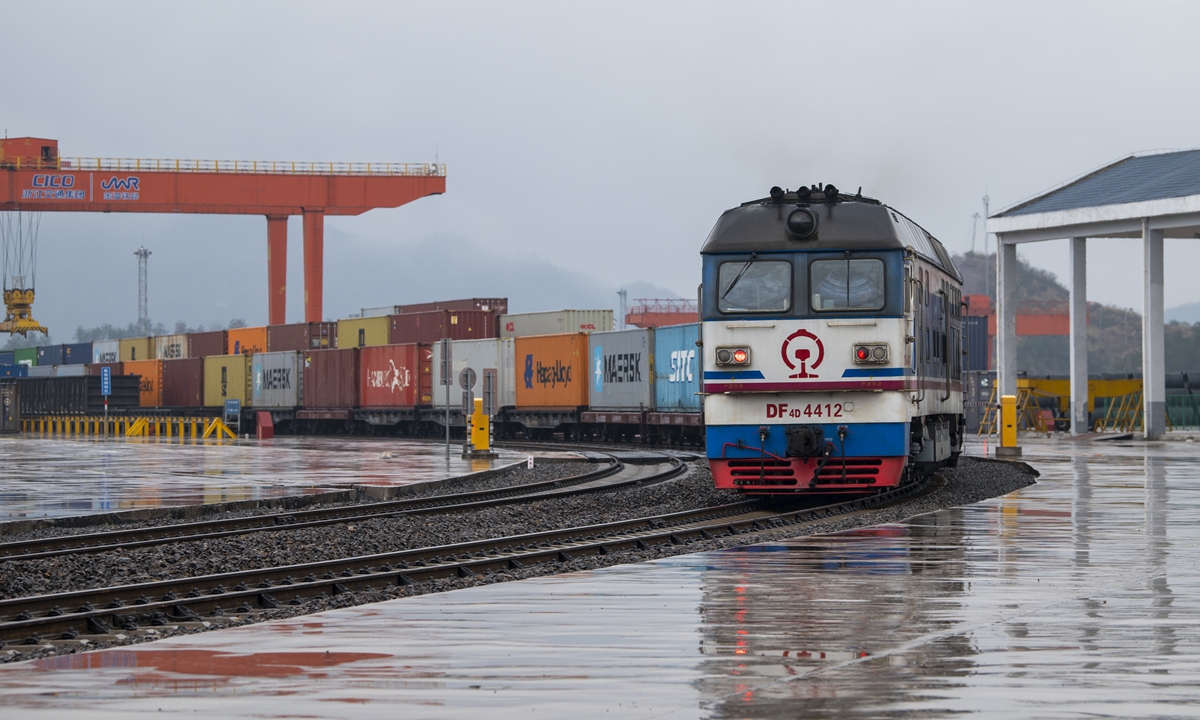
[1069,237,1088,435]
[1142,220,1165,439]
[996,237,1018,398]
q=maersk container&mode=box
[203,354,251,407]
[514,333,589,408]
[303,348,360,408]
[363,298,508,317]
[588,328,654,411]
[37,345,63,366]
[61,342,92,365]
[654,323,701,411]
[0,351,13,365]
[432,338,516,410]
[124,359,164,407]
[389,310,495,345]
[360,344,432,408]
[188,330,228,358]
[120,337,151,362]
[251,351,303,408]
[162,358,204,407]
[499,310,613,338]
[228,326,268,355]
[153,334,189,360]
[267,322,337,352]
[92,340,120,364]
[336,317,390,348]
[14,348,36,367]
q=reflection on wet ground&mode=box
[0,436,523,520]
[1,439,1197,718]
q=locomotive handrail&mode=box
[940,288,952,402]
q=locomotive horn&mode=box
[769,186,785,201]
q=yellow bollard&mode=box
[997,394,1022,457]
[471,398,490,451]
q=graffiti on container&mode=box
[669,349,695,383]
[535,360,572,388]
[366,359,411,394]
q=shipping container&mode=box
[499,310,613,338]
[359,344,432,408]
[27,366,56,378]
[388,310,495,345]
[588,328,654,411]
[153,334,189,360]
[163,358,204,407]
[0,351,13,365]
[11,376,139,415]
[61,342,92,365]
[514,333,589,408]
[203,354,251,407]
[653,323,701,412]
[92,340,120,364]
[14,347,36,367]
[362,298,508,317]
[120,337,151,362]
[432,338,516,410]
[37,344,63,366]
[336,317,390,348]
[0,364,29,378]
[228,326,268,355]
[966,316,990,372]
[56,364,88,377]
[124,359,164,407]
[303,348,360,408]
[88,362,124,378]
[188,330,228,358]
[266,322,337,352]
[251,351,303,408]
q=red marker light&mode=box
[732,348,748,364]
[856,347,870,361]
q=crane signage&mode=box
[100,176,140,201]
[24,174,84,200]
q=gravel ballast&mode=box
[0,456,1034,664]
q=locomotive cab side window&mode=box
[810,258,885,311]
[717,260,792,313]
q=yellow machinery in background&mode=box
[0,209,49,336]
[979,377,1149,435]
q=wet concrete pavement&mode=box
[0,436,524,521]
[1,438,1197,718]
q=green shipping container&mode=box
[14,348,37,367]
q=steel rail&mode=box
[0,469,938,647]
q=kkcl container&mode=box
[653,323,701,412]
[203,354,251,407]
[499,310,613,338]
[431,338,516,410]
[124,359,164,407]
[336,317,389,348]
[14,348,36,366]
[303,348,360,408]
[92,340,120,364]
[61,342,92,365]
[389,310,495,344]
[228,326,268,355]
[588,328,654,411]
[363,298,508,317]
[153,334,189,360]
[251,351,303,408]
[267,322,337,352]
[120,337,151,362]
[188,330,228,358]
[514,333,588,408]
[36,344,63,366]
[360,344,432,408]
[162,358,204,407]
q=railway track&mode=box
[0,455,687,563]
[0,469,940,648]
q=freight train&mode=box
[700,185,965,495]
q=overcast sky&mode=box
[4,1,1200,337]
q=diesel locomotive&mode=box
[701,185,964,495]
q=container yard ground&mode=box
[0,436,525,523]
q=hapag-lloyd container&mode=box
[359,344,432,408]
[61,342,92,365]
[303,348,360,408]
[514,333,588,408]
[163,358,204,407]
[363,298,508,317]
[588,328,654,411]
[251,351,303,408]
[499,310,613,338]
[120,337,151,362]
[203,354,251,407]
[337,317,389,348]
[432,338,516,410]
[228,326,268,355]
[267,322,337,352]
[124,359,164,407]
[153,334,189,360]
[653,323,701,411]
[188,330,228,358]
[388,310,495,345]
[92,340,120,364]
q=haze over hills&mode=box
[1167,301,1200,325]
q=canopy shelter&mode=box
[987,149,1200,438]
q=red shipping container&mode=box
[359,343,433,408]
[389,298,508,315]
[188,330,228,358]
[89,362,124,377]
[162,358,204,407]
[267,322,338,352]
[303,348,360,408]
[388,310,495,344]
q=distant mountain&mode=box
[1167,301,1200,325]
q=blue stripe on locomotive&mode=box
[653,323,702,411]
[706,423,909,459]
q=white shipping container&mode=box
[250,351,303,408]
[498,310,613,339]
[153,334,189,360]
[92,340,121,364]
[56,364,88,377]
[26,366,56,377]
[431,338,516,410]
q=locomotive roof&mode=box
[701,189,961,281]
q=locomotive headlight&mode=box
[716,346,751,366]
[785,208,818,240]
[852,343,889,364]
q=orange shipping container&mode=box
[514,333,588,409]
[124,359,164,407]
[228,326,268,355]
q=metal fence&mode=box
[1,156,445,177]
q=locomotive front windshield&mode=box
[718,260,791,313]
[810,258,885,311]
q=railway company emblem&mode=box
[781,329,824,379]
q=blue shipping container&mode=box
[653,323,701,411]
[0,351,12,365]
[0,364,29,378]
[37,345,63,366]
[61,342,92,365]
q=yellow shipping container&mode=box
[120,337,152,363]
[203,354,251,407]
[124,359,164,407]
[337,317,390,348]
